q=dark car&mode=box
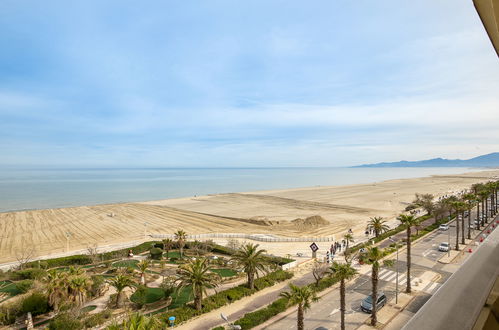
[361,292,387,313]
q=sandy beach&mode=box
[1,169,498,264]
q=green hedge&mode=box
[26,255,93,269]
[11,268,46,280]
[162,270,293,326]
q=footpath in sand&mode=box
[0,170,497,264]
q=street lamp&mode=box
[388,237,399,304]
[143,222,149,239]
[65,231,72,252]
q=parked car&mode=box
[438,242,450,252]
[439,223,449,231]
[361,292,387,313]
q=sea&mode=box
[0,167,485,213]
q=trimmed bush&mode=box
[150,247,163,260]
[21,292,50,316]
[26,255,93,269]
[16,280,34,293]
[11,268,46,280]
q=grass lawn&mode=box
[169,286,193,309]
[0,280,21,296]
[81,305,97,313]
[131,287,165,304]
[210,268,238,277]
[112,259,140,269]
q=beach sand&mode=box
[1,169,498,264]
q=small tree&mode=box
[311,262,329,287]
[137,260,150,285]
[109,273,135,308]
[343,233,354,250]
[174,230,188,259]
[280,284,318,330]
[367,216,389,237]
[231,243,270,289]
[176,258,220,310]
[162,238,174,260]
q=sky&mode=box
[0,0,498,167]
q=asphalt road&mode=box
[264,209,494,330]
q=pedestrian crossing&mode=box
[364,268,441,294]
[365,268,409,285]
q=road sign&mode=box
[310,242,318,252]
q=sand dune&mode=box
[1,169,498,264]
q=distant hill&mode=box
[354,152,499,168]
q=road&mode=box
[264,210,495,330]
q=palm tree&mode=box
[174,230,188,259]
[343,233,354,250]
[397,214,418,293]
[449,201,464,250]
[109,273,136,308]
[176,257,220,310]
[360,246,393,326]
[329,262,358,330]
[279,283,318,330]
[162,238,174,260]
[137,260,150,285]
[478,190,489,225]
[45,270,68,311]
[69,275,91,306]
[231,243,270,289]
[367,217,389,238]
[68,266,85,276]
[463,193,476,239]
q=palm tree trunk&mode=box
[406,227,411,293]
[467,209,471,239]
[461,211,465,245]
[481,201,485,226]
[116,290,122,308]
[248,272,254,290]
[485,198,489,222]
[477,203,481,229]
[371,266,378,326]
[340,279,346,330]
[455,212,460,251]
[297,305,304,330]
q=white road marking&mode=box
[384,272,398,282]
[424,282,440,294]
[329,308,340,316]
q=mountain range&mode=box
[354,152,499,168]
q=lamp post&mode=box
[388,237,399,304]
[65,231,72,252]
[143,222,148,240]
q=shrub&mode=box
[49,312,83,330]
[235,297,288,329]
[150,247,163,260]
[82,310,112,328]
[26,255,93,269]
[16,280,34,293]
[21,292,50,316]
[133,285,148,308]
[12,268,46,280]
[89,275,105,297]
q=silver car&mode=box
[361,292,387,313]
